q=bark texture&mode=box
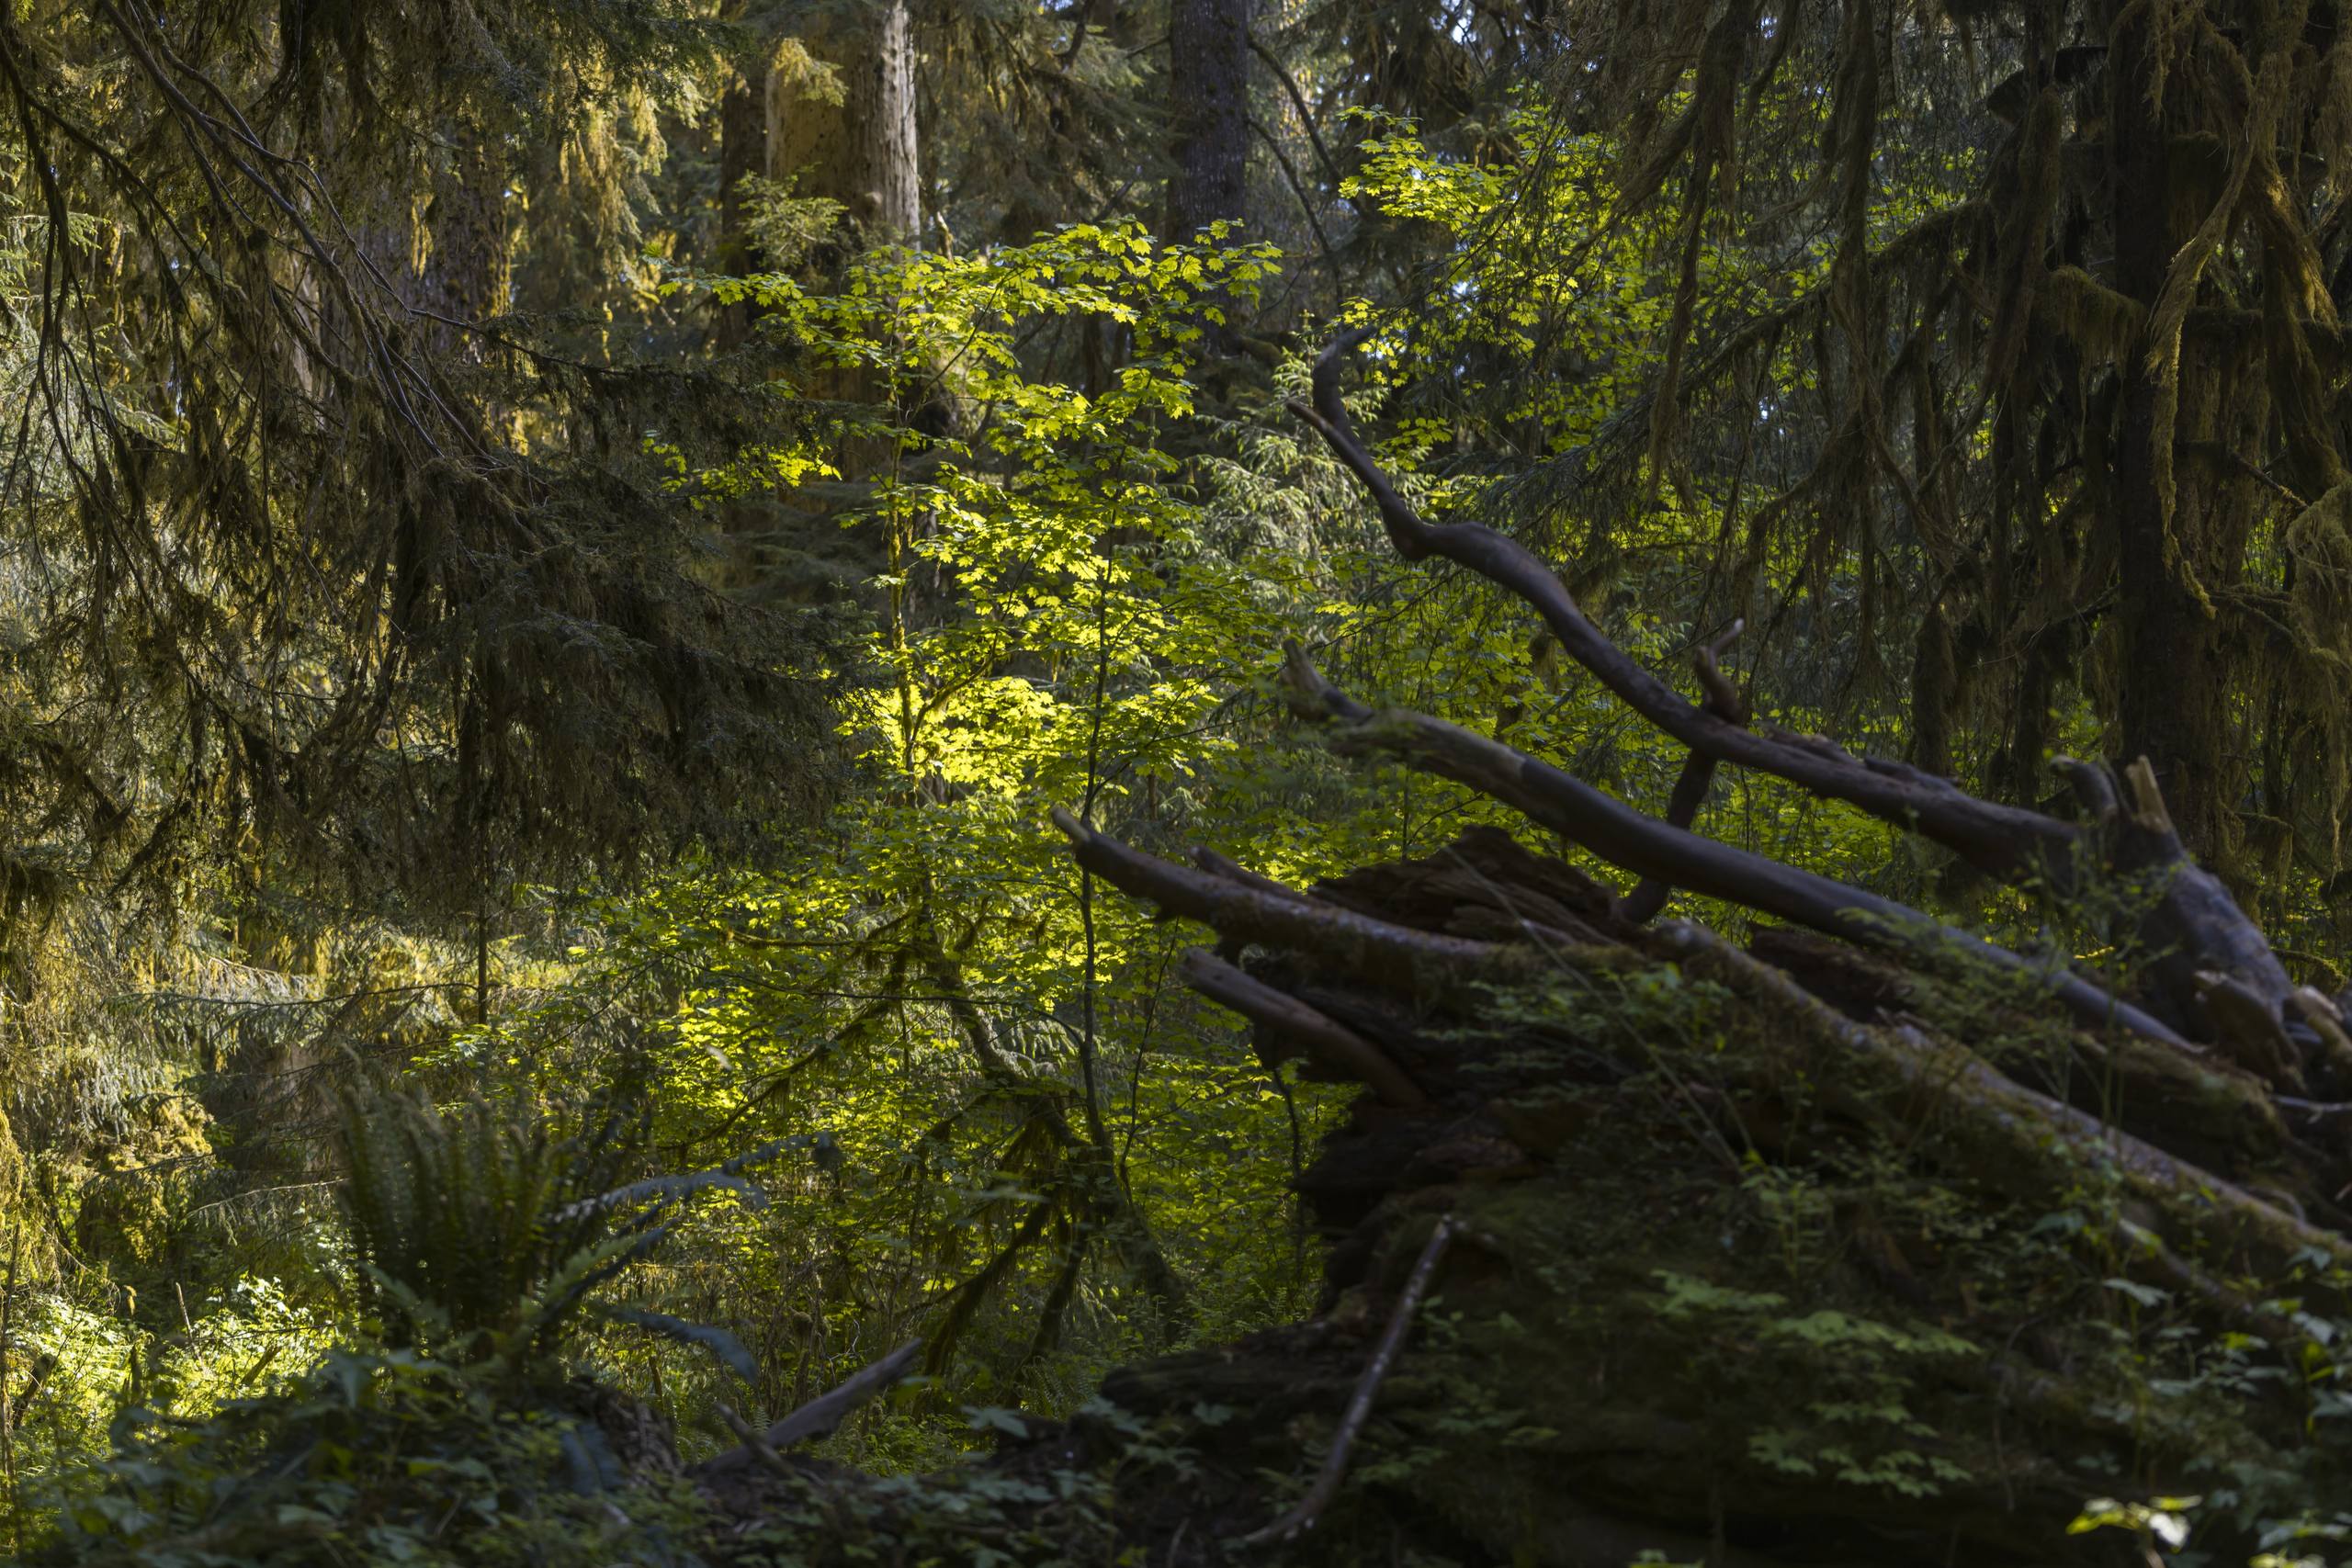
[425,137,510,350]
[1165,0,1253,242]
[768,0,921,245]
[716,0,770,352]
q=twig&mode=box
[1250,116,1345,294]
[1247,33,1345,192]
[1236,1216,1455,1549]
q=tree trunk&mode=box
[716,1,771,353]
[424,133,510,360]
[721,0,922,604]
[2107,0,2230,863]
[1164,0,1253,357]
[767,0,921,248]
[1164,0,1254,242]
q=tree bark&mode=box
[730,0,923,604]
[2107,0,2228,863]
[1165,0,1253,242]
[767,0,921,248]
[1164,0,1253,355]
[424,136,509,353]
[716,1,771,352]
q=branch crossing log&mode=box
[1233,1216,1456,1550]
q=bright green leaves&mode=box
[565,219,1324,1427]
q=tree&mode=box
[45,331,2352,1568]
[27,4,2352,1560]
[0,0,831,924]
[1165,0,1255,244]
[765,0,922,253]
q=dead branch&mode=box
[1655,921,2352,1284]
[1281,648,2188,1047]
[1235,1216,1456,1550]
[695,1339,923,1483]
[711,1403,792,1477]
[1049,807,1520,995]
[1180,948,1432,1109]
[1192,846,1316,905]
[1290,333,2307,1057]
[1287,332,2070,885]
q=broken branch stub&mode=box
[1179,948,1432,1110]
[1621,617,1751,923]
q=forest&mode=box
[4,0,2352,1562]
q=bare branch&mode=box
[1657,921,2352,1283]
[1292,333,2308,1059]
[1049,807,1519,995]
[1235,1217,1455,1550]
[711,1402,792,1477]
[695,1340,924,1482]
[1179,949,1431,1110]
[1288,333,2072,884]
[1192,846,1315,905]
[1280,649,2189,1047]
[2052,755,2121,825]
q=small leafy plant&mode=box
[340,1084,775,1378]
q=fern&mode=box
[336,1085,774,1379]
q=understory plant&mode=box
[31,1084,781,1565]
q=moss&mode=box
[67,1096,215,1290]
[1219,952,2352,1565]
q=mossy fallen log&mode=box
[916,824,2352,1566]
